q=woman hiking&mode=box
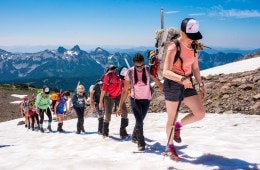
[163,18,206,161]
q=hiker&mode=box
[35,86,52,133]
[20,96,29,128]
[71,84,88,134]
[117,53,162,151]
[27,99,39,131]
[54,91,71,132]
[90,79,105,134]
[98,65,129,139]
[162,18,206,160]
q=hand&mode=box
[182,78,193,89]
[90,103,94,110]
[116,107,122,117]
[199,86,206,99]
[99,103,103,111]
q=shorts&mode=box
[163,78,198,102]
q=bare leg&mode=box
[165,100,180,145]
[180,95,205,126]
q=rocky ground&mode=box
[1,68,259,123]
[149,68,260,115]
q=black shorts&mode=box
[163,78,198,102]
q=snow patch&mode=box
[201,57,260,77]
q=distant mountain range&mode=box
[0,45,258,90]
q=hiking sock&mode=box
[174,121,182,143]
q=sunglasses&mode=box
[135,64,144,69]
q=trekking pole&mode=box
[163,88,184,159]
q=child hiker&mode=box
[54,91,71,132]
[35,86,52,133]
[71,84,88,134]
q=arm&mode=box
[54,100,59,115]
[89,88,95,110]
[98,89,106,110]
[192,55,206,99]
[150,75,163,91]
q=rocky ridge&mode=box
[149,68,260,115]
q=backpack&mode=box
[153,28,180,79]
[128,66,153,99]
[93,83,102,103]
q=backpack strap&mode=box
[128,69,135,99]
[172,39,186,76]
[172,39,181,64]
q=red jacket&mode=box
[102,71,122,98]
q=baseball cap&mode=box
[43,86,50,94]
[181,18,202,40]
[108,65,117,70]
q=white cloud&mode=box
[164,10,179,14]
[209,6,260,18]
[189,13,206,16]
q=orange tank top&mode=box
[168,41,195,76]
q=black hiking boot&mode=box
[47,125,52,132]
[132,127,137,144]
[136,127,145,151]
[120,118,129,139]
[98,117,104,135]
[102,122,109,137]
[40,127,44,133]
[57,123,63,132]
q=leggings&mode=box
[130,98,150,129]
[39,108,52,124]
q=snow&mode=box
[0,113,259,170]
[10,94,27,104]
[201,56,260,77]
[1,57,260,170]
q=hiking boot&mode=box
[132,127,137,144]
[47,125,52,132]
[76,131,80,134]
[174,128,182,143]
[57,123,63,132]
[102,122,109,137]
[120,118,129,139]
[40,127,44,133]
[98,118,104,135]
[168,144,180,161]
[138,143,145,151]
[136,127,145,151]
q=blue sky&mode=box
[0,0,259,51]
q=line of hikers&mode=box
[19,18,206,161]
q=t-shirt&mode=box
[56,97,68,114]
[125,67,152,100]
[72,94,85,108]
[168,41,195,76]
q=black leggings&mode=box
[130,98,150,129]
[74,107,85,132]
[39,108,52,124]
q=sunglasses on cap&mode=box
[135,64,145,69]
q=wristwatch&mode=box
[199,82,204,87]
